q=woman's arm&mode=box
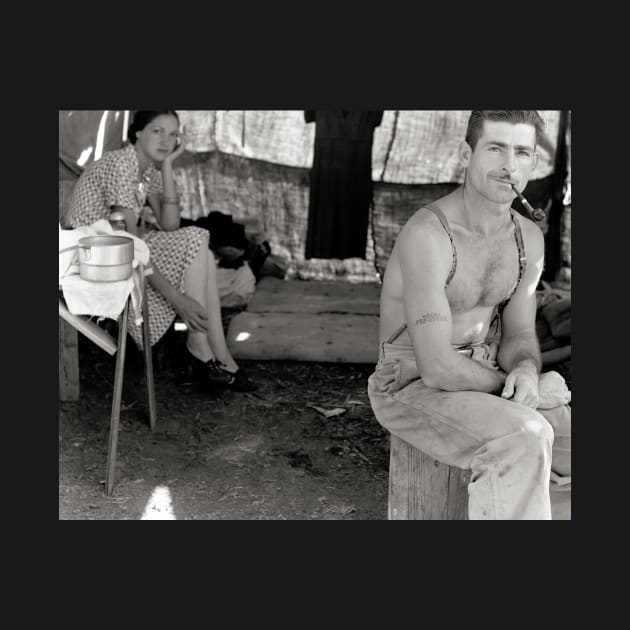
[147,128,187,232]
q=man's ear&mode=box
[459,140,472,167]
[532,151,540,170]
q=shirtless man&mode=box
[367,111,571,520]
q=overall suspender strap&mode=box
[385,323,409,345]
[425,203,458,286]
[494,209,528,321]
[385,204,457,345]
[511,209,527,283]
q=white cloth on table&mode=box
[60,274,137,322]
[59,220,152,323]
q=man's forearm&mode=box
[422,351,506,394]
[498,332,542,374]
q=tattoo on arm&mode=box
[414,312,449,327]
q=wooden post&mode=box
[59,318,79,401]
[388,435,470,520]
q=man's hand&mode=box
[173,293,208,333]
[501,363,539,409]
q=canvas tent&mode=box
[59,110,570,283]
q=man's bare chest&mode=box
[446,231,520,312]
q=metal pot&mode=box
[78,235,134,282]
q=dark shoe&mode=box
[188,354,258,392]
[207,360,258,392]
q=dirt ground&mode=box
[58,325,391,520]
[59,313,571,521]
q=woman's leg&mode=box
[183,245,239,372]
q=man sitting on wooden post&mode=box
[367,111,571,520]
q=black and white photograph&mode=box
[58,110,571,520]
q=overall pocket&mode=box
[388,356,422,393]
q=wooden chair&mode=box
[59,271,157,496]
[388,435,469,520]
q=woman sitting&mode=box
[68,110,256,392]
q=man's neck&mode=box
[459,185,512,236]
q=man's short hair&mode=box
[465,111,546,150]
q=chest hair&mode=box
[446,231,520,312]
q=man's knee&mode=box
[540,403,571,438]
[507,406,554,456]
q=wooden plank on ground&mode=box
[59,318,79,401]
[247,277,380,315]
[227,311,378,364]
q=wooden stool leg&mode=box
[59,318,79,401]
[142,282,157,432]
[388,435,469,520]
[105,300,129,497]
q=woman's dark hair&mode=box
[128,110,179,144]
[465,110,545,150]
